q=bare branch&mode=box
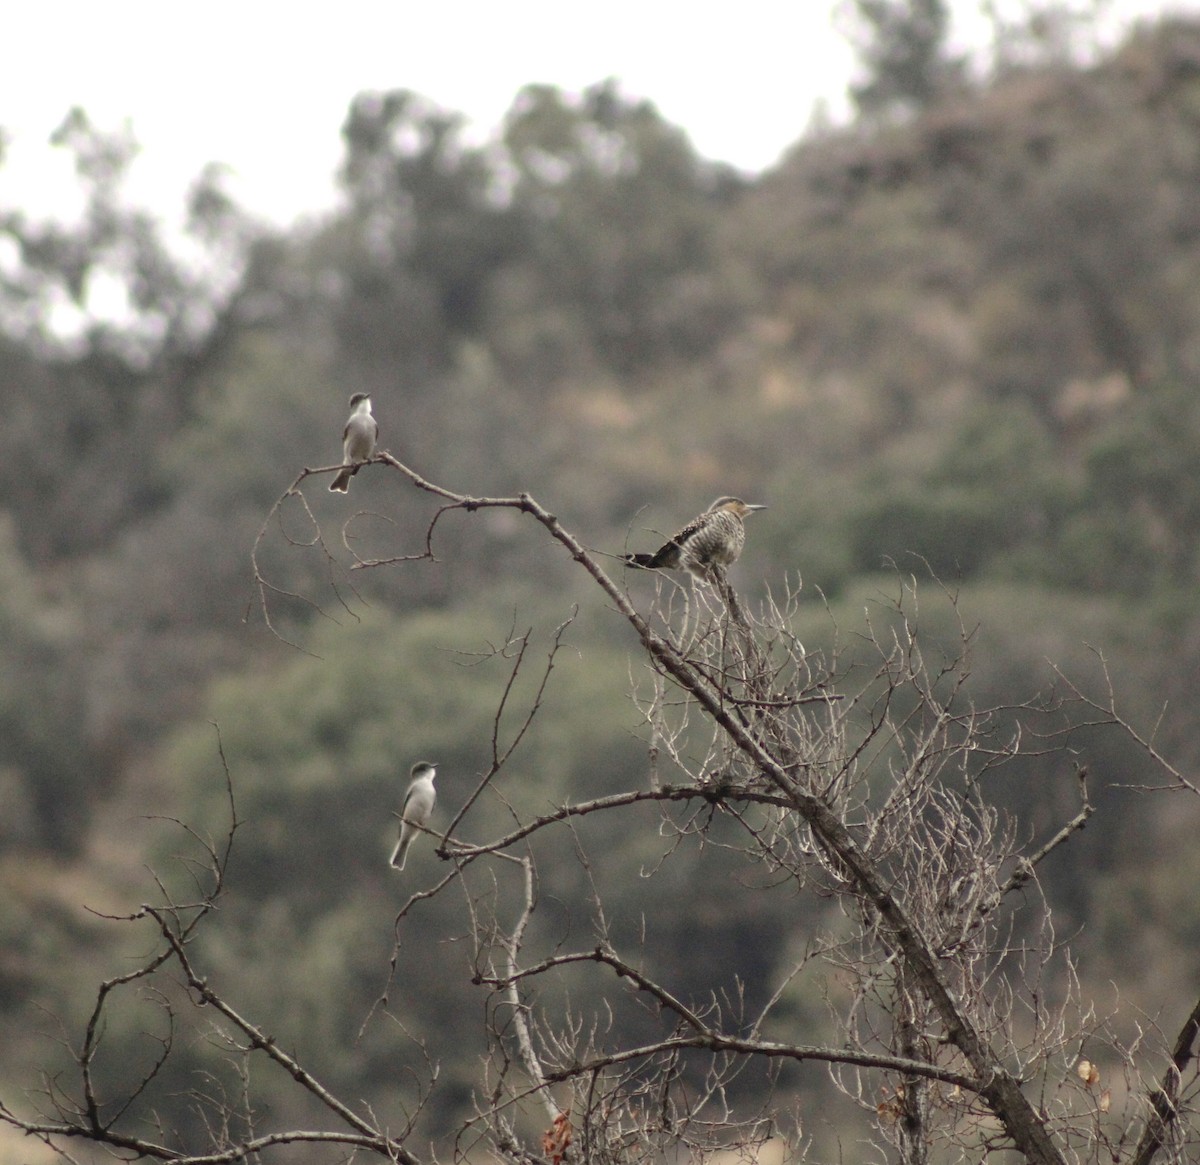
[1132,994,1200,1165]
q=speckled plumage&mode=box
[627,496,766,578]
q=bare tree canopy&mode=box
[5,15,1200,1165]
[5,455,1197,1165]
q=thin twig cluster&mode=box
[4,460,1199,1165]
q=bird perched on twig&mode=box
[329,392,378,493]
[389,762,438,871]
[626,496,767,578]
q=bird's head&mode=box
[709,497,767,519]
[410,761,437,781]
[349,392,371,407]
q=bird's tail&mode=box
[329,466,358,493]
[626,552,661,569]
[389,837,409,870]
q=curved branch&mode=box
[539,1033,979,1094]
[1132,993,1200,1165]
[361,460,1068,1165]
[0,1107,403,1165]
[441,783,794,861]
[142,905,414,1159]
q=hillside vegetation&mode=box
[3,13,1200,1161]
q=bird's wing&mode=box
[669,512,709,547]
[402,778,435,822]
[401,782,419,817]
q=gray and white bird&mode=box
[626,496,767,578]
[329,392,378,493]
[389,761,438,871]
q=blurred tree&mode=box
[0,514,90,852]
[986,0,1116,73]
[0,108,252,563]
[7,18,1200,1163]
[331,89,525,393]
[932,20,1200,413]
[841,0,966,117]
[152,600,802,1135]
[1054,379,1200,595]
[5,481,1198,1165]
[498,80,744,377]
[846,400,1071,581]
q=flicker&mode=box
[626,496,767,578]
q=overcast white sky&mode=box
[1,1,1193,229]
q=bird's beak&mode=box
[747,504,768,512]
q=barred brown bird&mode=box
[626,496,767,578]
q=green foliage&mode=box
[840,400,1066,581]
[0,515,91,851]
[163,602,644,899]
[1058,379,1200,594]
[152,599,816,1131]
[499,80,745,374]
[842,0,965,117]
[334,89,526,387]
[0,109,249,563]
[6,13,1200,1156]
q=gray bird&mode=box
[626,496,767,578]
[390,762,438,870]
[329,392,378,493]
